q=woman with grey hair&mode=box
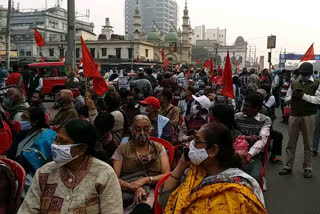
[112,115,170,214]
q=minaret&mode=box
[182,0,190,45]
[133,0,142,40]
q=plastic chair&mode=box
[259,137,270,190]
[154,173,170,214]
[0,158,26,202]
[150,137,174,169]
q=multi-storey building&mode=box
[125,0,178,39]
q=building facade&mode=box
[196,36,247,69]
[192,25,205,45]
[125,0,178,39]
[0,6,94,63]
[43,40,155,63]
[205,28,226,46]
[191,26,227,46]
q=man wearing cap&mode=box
[279,62,320,178]
[140,96,172,142]
[179,95,211,143]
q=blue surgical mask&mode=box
[20,121,32,131]
[3,97,12,107]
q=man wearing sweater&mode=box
[279,62,320,178]
[235,92,272,182]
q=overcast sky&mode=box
[1,0,320,64]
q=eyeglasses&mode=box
[194,138,208,145]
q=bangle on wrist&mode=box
[149,176,153,184]
[170,173,181,180]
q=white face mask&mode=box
[51,144,81,167]
[188,140,208,165]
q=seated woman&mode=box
[159,122,267,214]
[18,119,123,214]
[6,107,56,194]
[112,115,170,214]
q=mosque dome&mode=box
[147,26,161,41]
[235,36,247,46]
[165,28,179,42]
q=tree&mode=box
[192,45,209,62]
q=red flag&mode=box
[137,56,140,62]
[301,43,314,61]
[209,58,215,84]
[186,67,191,78]
[197,58,201,65]
[34,28,44,47]
[204,60,211,69]
[221,51,234,99]
[81,37,99,78]
[163,59,169,71]
[81,36,108,95]
[161,49,165,61]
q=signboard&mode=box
[267,36,276,49]
[118,76,130,90]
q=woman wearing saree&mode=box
[159,122,267,214]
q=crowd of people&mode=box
[0,61,319,214]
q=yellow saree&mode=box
[164,165,267,214]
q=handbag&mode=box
[23,129,57,170]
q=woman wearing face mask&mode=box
[18,119,123,214]
[6,107,55,194]
[112,115,170,214]
[159,122,267,214]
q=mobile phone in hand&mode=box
[183,147,190,161]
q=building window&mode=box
[90,48,95,58]
[128,48,133,59]
[20,49,25,56]
[76,48,80,58]
[59,48,64,58]
[49,49,54,56]
[102,48,107,57]
[26,51,32,56]
[116,48,121,59]
[145,49,149,58]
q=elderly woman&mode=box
[159,122,267,214]
[18,119,123,214]
[112,115,170,214]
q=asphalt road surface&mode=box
[264,109,320,214]
[44,101,319,213]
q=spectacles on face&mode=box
[193,138,208,146]
[52,137,73,146]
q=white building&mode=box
[205,28,226,46]
[192,25,205,45]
